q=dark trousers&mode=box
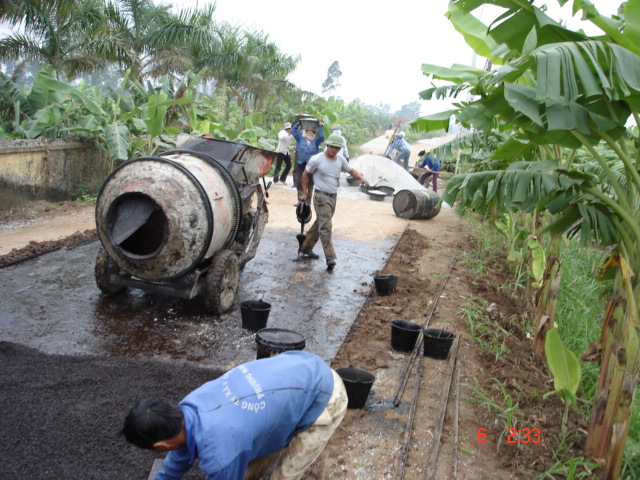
[273,152,291,182]
[418,171,439,193]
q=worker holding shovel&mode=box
[299,134,369,269]
[385,131,412,171]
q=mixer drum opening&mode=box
[107,193,167,258]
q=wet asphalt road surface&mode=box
[0,226,398,369]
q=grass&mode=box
[459,296,510,361]
[537,429,599,479]
[457,217,507,281]
[555,240,640,477]
[73,184,98,204]
[458,211,640,476]
[465,378,519,454]
[555,242,610,401]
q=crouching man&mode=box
[122,351,348,480]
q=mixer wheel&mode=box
[204,250,239,315]
[95,248,125,294]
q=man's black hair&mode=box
[122,397,184,449]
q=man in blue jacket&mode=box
[122,351,347,480]
[416,152,441,193]
[291,119,325,205]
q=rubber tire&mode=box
[95,248,125,294]
[204,250,239,315]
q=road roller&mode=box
[94,136,276,315]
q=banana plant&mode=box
[11,66,105,139]
[413,1,640,476]
[544,327,583,433]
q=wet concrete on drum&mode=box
[0,227,397,369]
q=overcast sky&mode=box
[0,1,619,115]
[169,0,619,116]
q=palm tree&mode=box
[0,0,109,80]
[99,0,217,83]
[196,23,299,117]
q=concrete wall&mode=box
[0,139,111,205]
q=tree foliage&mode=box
[321,60,342,94]
[412,0,640,477]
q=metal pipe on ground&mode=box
[451,363,461,479]
[395,352,424,480]
[423,336,461,480]
[393,256,457,407]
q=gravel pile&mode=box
[338,154,426,200]
[0,342,214,479]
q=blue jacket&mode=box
[155,351,334,480]
[418,154,440,171]
[291,122,325,164]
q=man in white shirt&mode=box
[299,134,369,269]
[273,122,293,184]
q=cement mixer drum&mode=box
[94,136,275,314]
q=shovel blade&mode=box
[296,233,306,258]
[296,233,306,247]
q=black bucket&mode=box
[336,366,376,409]
[299,117,320,131]
[256,328,306,359]
[391,319,422,351]
[392,189,441,219]
[346,176,360,186]
[423,328,456,359]
[374,274,398,296]
[368,189,387,202]
[240,300,271,331]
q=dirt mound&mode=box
[0,229,97,268]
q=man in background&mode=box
[273,122,293,184]
[291,118,325,204]
[416,151,441,193]
[385,131,411,171]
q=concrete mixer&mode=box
[94,136,276,315]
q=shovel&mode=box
[362,176,387,194]
[295,202,312,257]
[296,223,306,257]
[371,176,387,188]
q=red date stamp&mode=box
[477,428,541,443]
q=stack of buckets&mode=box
[391,319,455,359]
[240,299,307,360]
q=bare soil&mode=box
[0,189,590,479]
